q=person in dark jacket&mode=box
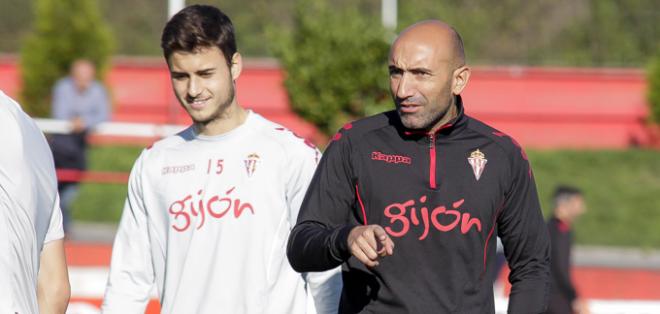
[287,20,550,313]
[546,186,590,314]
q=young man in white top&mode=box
[0,90,70,313]
[102,5,341,314]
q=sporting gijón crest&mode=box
[467,149,487,181]
[244,153,260,177]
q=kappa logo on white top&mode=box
[244,153,260,177]
[467,149,487,181]
[162,164,196,175]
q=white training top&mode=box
[0,90,65,314]
[102,111,341,314]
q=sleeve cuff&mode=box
[330,225,355,262]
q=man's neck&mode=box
[428,98,458,133]
[195,104,248,136]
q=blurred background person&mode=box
[546,186,590,314]
[0,90,70,313]
[49,59,110,233]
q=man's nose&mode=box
[395,73,415,100]
[187,77,202,98]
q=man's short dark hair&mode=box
[553,185,582,209]
[161,4,237,65]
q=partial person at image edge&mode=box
[0,90,71,313]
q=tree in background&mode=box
[399,0,659,67]
[3,0,657,67]
[271,0,390,136]
[648,53,660,124]
[20,0,113,117]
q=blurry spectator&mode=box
[49,59,110,233]
[546,186,590,314]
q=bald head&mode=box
[392,20,465,68]
[388,20,471,132]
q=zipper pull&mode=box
[428,133,435,149]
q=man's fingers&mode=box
[356,236,379,261]
[383,236,394,255]
[347,225,395,267]
[350,243,379,267]
[363,228,379,251]
[373,226,395,256]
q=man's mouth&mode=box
[399,102,421,114]
[188,97,210,110]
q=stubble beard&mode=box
[399,105,439,130]
[191,83,236,127]
[397,95,455,131]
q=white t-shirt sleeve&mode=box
[102,151,155,313]
[285,142,342,314]
[285,142,320,225]
[43,194,64,243]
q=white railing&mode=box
[34,118,188,138]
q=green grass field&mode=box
[70,145,143,223]
[71,145,660,248]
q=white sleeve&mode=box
[43,194,64,243]
[102,152,155,314]
[285,143,342,314]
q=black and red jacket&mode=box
[546,217,577,313]
[288,96,550,313]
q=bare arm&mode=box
[37,239,70,314]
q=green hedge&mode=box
[648,53,660,123]
[270,0,391,135]
[20,0,113,117]
[531,150,660,249]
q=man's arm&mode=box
[287,130,395,273]
[283,138,342,314]
[37,193,69,314]
[37,239,70,314]
[287,131,358,272]
[498,145,550,314]
[102,152,155,313]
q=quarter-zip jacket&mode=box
[288,96,550,313]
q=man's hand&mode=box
[347,225,394,267]
[71,117,85,133]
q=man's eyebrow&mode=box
[408,67,432,74]
[388,65,402,71]
[196,67,216,74]
[388,65,432,74]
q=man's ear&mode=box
[452,65,471,95]
[230,52,242,81]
